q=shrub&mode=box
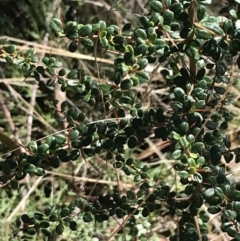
[1,0,240,240]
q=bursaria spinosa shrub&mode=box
[2,0,240,240]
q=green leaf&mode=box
[37,167,45,177]
[197,5,207,21]
[206,121,217,130]
[179,170,189,179]
[226,226,238,237]
[110,24,119,33]
[134,71,150,83]
[50,156,61,168]
[56,223,64,235]
[125,44,134,54]
[10,179,19,189]
[189,152,197,159]
[201,22,224,35]
[194,29,212,39]
[69,221,77,231]
[67,69,78,79]
[98,20,106,30]
[99,37,108,48]
[187,158,196,168]
[43,206,52,216]
[127,136,138,148]
[21,214,30,223]
[50,18,63,32]
[58,68,66,76]
[127,190,136,200]
[81,38,94,48]
[179,137,189,149]
[196,156,205,167]
[106,26,114,34]
[0,37,9,45]
[233,201,240,212]
[162,25,171,31]
[180,28,193,39]
[204,187,215,199]
[207,206,221,214]
[2,162,11,175]
[5,44,16,54]
[150,0,163,13]
[154,127,167,139]
[28,141,38,153]
[169,131,180,140]
[232,39,240,51]
[223,210,237,220]
[41,229,52,237]
[147,26,156,36]
[135,43,148,56]
[180,122,189,133]
[55,134,66,144]
[193,172,203,183]
[187,134,195,144]
[39,221,50,228]
[24,164,38,174]
[5,55,14,64]
[124,52,136,66]
[163,10,174,25]
[27,228,37,235]
[70,130,79,141]
[191,142,205,152]
[38,143,49,154]
[83,213,93,222]
[185,47,200,60]
[153,38,166,49]
[142,207,149,217]
[197,59,206,68]
[223,19,233,33]
[113,35,125,44]
[173,87,186,101]
[22,63,31,73]
[122,23,131,32]
[137,58,148,70]
[92,23,100,32]
[60,207,70,217]
[69,41,78,52]
[235,232,240,241]
[78,24,92,37]
[150,13,163,26]
[169,2,183,13]
[172,150,182,159]
[134,29,147,40]
[139,16,149,28]
[83,148,95,157]
[134,174,141,182]
[120,79,133,90]
[49,212,59,221]
[99,83,110,93]
[229,9,237,20]
[216,62,227,75]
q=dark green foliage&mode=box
[2,0,240,240]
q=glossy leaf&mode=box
[50,18,63,32]
[150,0,163,13]
[83,213,93,222]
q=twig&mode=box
[6,176,43,222]
[45,170,132,189]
